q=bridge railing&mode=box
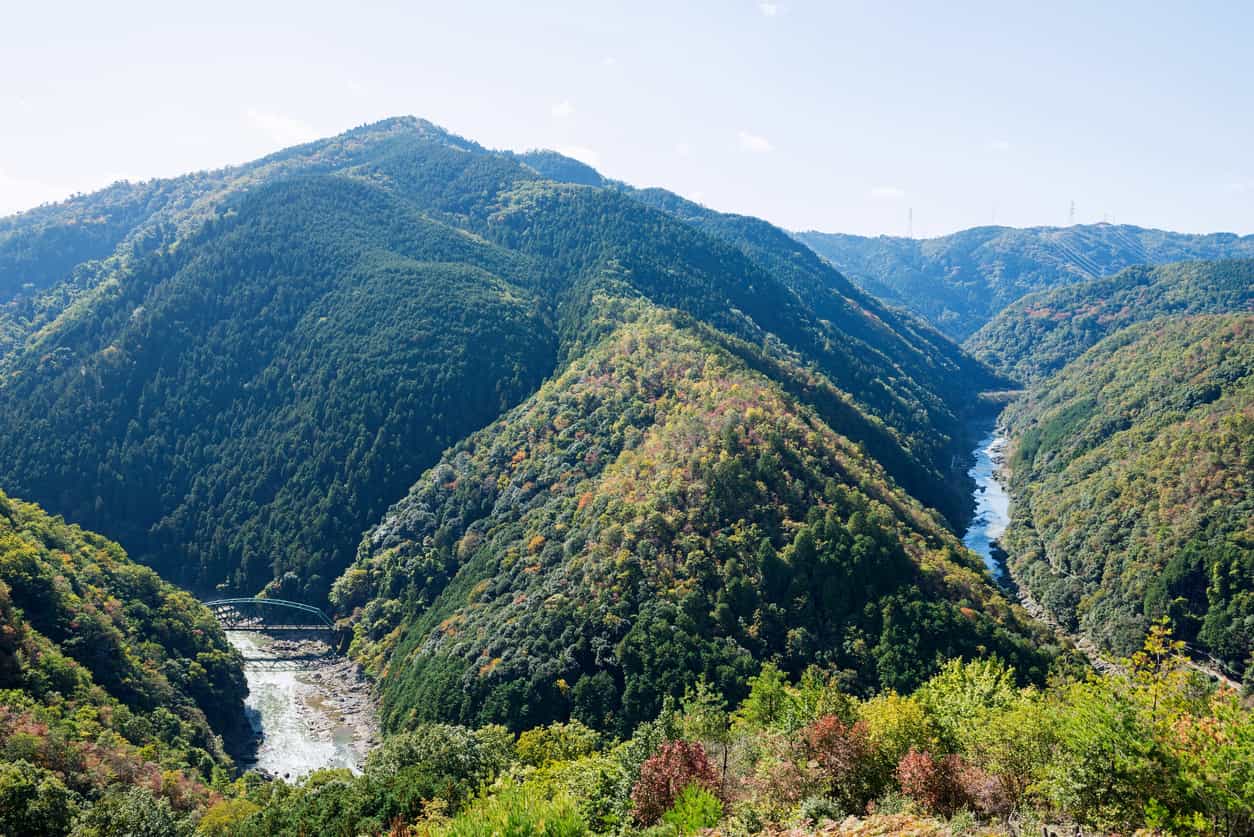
[205,598,335,628]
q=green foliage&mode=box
[195,797,261,837]
[968,259,1254,383]
[798,227,1254,341]
[0,489,240,835]
[49,629,1243,837]
[69,787,190,837]
[418,781,587,837]
[914,658,1017,752]
[0,759,78,837]
[661,783,723,835]
[0,488,245,741]
[516,721,600,767]
[1002,314,1254,675]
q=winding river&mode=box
[962,428,1011,584]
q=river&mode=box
[228,632,378,779]
[962,428,1011,584]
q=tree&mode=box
[0,760,77,837]
[630,741,719,826]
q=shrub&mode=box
[421,782,587,837]
[948,807,977,835]
[662,784,723,835]
[195,797,261,836]
[895,749,970,818]
[516,721,600,767]
[798,794,845,825]
[630,740,720,826]
[802,714,873,808]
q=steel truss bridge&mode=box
[205,598,335,631]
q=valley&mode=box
[0,114,1248,836]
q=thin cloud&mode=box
[551,100,575,118]
[1222,180,1251,194]
[738,131,773,153]
[246,108,318,146]
[984,139,1011,152]
[870,186,906,200]
[675,141,692,157]
[759,2,780,16]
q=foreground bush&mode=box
[417,782,586,837]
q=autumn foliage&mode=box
[630,740,720,825]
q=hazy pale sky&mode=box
[2,0,1251,237]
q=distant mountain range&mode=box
[794,224,1254,340]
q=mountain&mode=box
[794,225,1254,340]
[1001,314,1253,677]
[0,486,245,829]
[339,303,1050,735]
[0,117,1000,603]
[966,259,1254,383]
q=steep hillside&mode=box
[339,303,1050,736]
[0,487,245,823]
[0,118,996,601]
[1002,315,1253,676]
[0,118,429,366]
[795,225,1254,340]
[966,259,1254,383]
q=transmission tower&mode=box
[1069,200,1076,226]
[907,207,913,239]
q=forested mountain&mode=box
[966,259,1254,383]
[794,225,1254,340]
[1002,314,1253,678]
[338,303,1049,735]
[0,487,245,833]
[0,118,435,365]
[0,117,999,603]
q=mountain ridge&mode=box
[794,224,1254,339]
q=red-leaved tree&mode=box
[630,740,720,825]
[896,748,972,817]
[802,715,875,809]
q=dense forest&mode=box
[795,225,1254,340]
[337,303,1049,735]
[0,488,246,836]
[966,259,1254,383]
[0,117,998,602]
[1002,314,1253,678]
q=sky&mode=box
[1,0,1251,238]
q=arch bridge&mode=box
[205,598,335,631]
